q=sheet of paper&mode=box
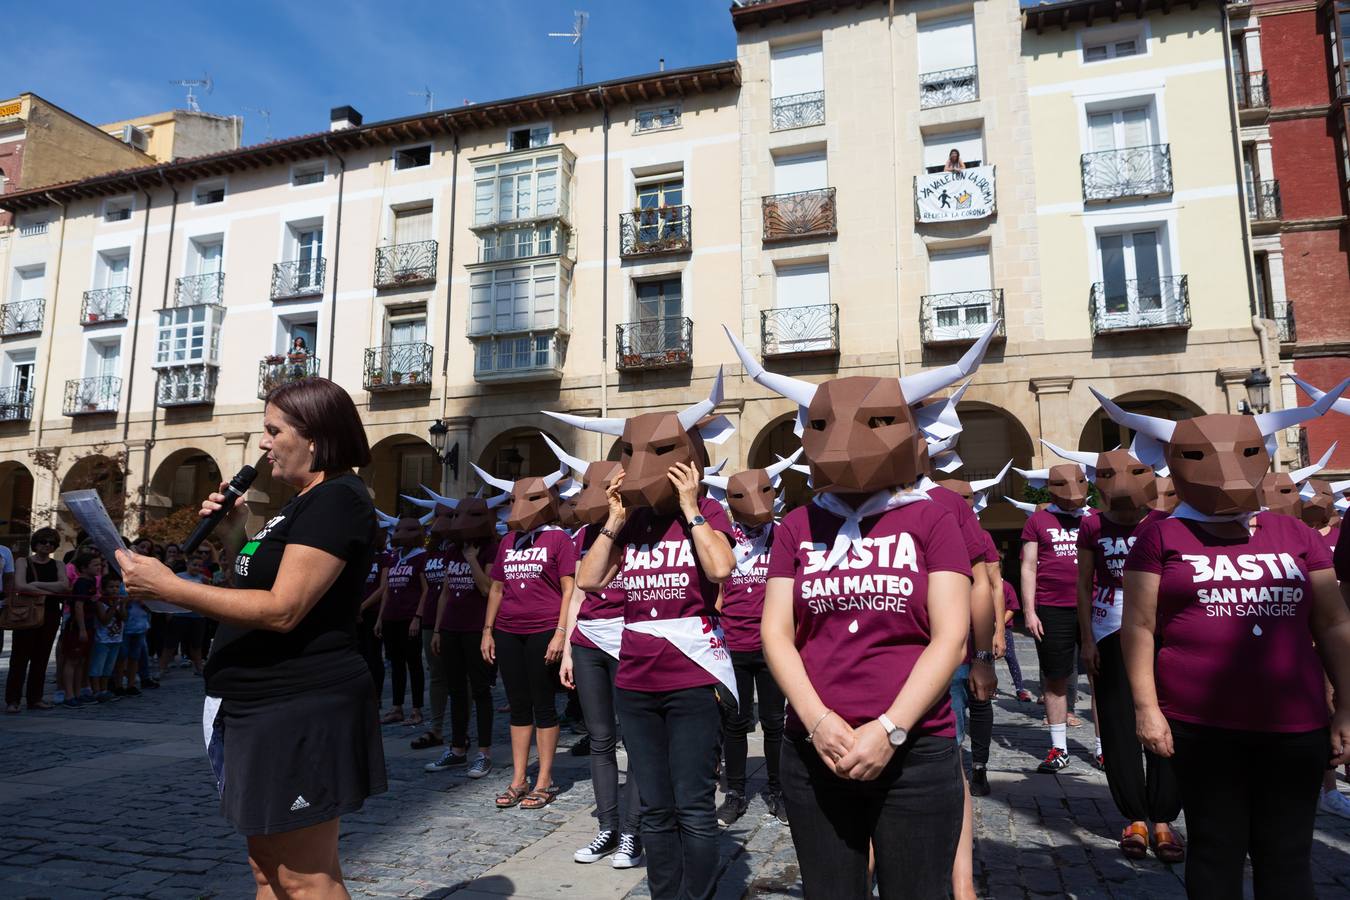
[60,490,190,613]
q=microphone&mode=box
[183,465,258,555]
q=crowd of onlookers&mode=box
[3,528,229,713]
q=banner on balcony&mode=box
[914,166,996,223]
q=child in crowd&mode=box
[61,552,99,708]
[89,570,126,701]
[118,579,153,694]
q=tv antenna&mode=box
[243,106,271,140]
[548,10,589,85]
[169,73,213,113]
[408,86,434,112]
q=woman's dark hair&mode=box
[265,377,371,472]
[30,526,59,546]
[948,148,960,158]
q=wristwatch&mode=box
[877,713,908,747]
[689,514,707,528]
[973,650,995,664]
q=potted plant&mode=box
[369,371,383,386]
[391,371,404,385]
[407,371,421,384]
[264,354,284,365]
[88,312,99,323]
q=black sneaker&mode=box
[717,790,748,827]
[611,832,643,869]
[573,830,616,864]
[423,748,468,772]
[970,767,991,797]
[764,788,789,825]
[144,679,160,689]
[570,734,592,757]
[1036,747,1070,774]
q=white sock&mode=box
[1050,723,1067,752]
[1095,738,1103,756]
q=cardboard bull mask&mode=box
[542,434,629,527]
[936,460,1012,515]
[1260,444,1335,518]
[1090,383,1350,516]
[1150,476,1179,514]
[543,368,734,513]
[472,464,567,533]
[724,323,998,494]
[702,449,804,527]
[391,515,427,550]
[402,484,508,542]
[1013,461,1090,511]
[1042,441,1157,512]
[1302,479,1337,528]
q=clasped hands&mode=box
[812,713,895,782]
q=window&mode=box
[1084,35,1141,62]
[922,129,984,173]
[634,176,686,244]
[291,162,325,186]
[770,42,826,129]
[190,237,223,275]
[13,265,44,300]
[17,217,48,237]
[775,262,830,309]
[281,319,318,355]
[635,104,681,133]
[635,277,682,322]
[1088,106,1154,151]
[4,351,35,394]
[482,225,557,262]
[468,261,565,336]
[287,222,324,290]
[97,250,130,289]
[394,144,432,170]
[154,304,223,367]
[1098,229,1164,313]
[772,151,827,194]
[388,315,427,346]
[473,152,571,226]
[85,337,122,379]
[392,206,432,244]
[508,125,551,151]
[193,182,225,205]
[399,449,438,498]
[103,198,133,222]
[773,262,832,352]
[918,16,975,76]
[927,246,993,339]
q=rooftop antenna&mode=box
[243,106,271,140]
[169,73,213,113]
[548,10,589,85]
[408,86,434,113]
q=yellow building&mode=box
[98,109,242,163]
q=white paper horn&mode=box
[400,494,439,510]
[540,433,590,476]
[898,322,999,405]
[1089,388,1178,443]
[765,447,805,481]
[1003,496,1039,516]
[418,484,459,509]
[723,325,819,409]
[543,409,627,437]
[970,460,1013,494]
[471,463,516,494]
[1292,375,1350,416]
[541,468,567,489]
[1289,442,1338,485]
[677,366,725,433]
[915,380,968,443]
[1013,466,1050,488]
[1041,439,1099,469]
[1259,378,1350,434]
[1330,477,1350,495]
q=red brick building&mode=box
[1234,0,1350,473]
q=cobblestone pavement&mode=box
[3,632,1350,899]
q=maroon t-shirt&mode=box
[1125,512,1333,732]
[980,530,1000,566]
[768,499,972,739]
[571,525,628,651]
[927,484,988,564]
[438,541,496,633]
[1002,580,1020,613]
[1321,523,1340,556]
[614,496,734,692]
[1022,509,1092,608]
[721,524,774,652]
[381,549,426,621]
[364,550,389,602]
[491,527,576,635]
[419,547,451,621]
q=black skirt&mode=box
[205,670,387,836]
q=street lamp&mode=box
[427,419,458,479]
[1243,368,1272,415]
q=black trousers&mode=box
[722,647,786,794]
[443,630,494,749]
[494,628,558,728]
[1170,719,1328,900]
[4,600,60,707]
[573,643,642,835]
[1095,632,1180,824]
[382,620,423,708]
[780,733,964,900]
[357,609,384,705]
[968,695,993,767]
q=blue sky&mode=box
[8,0,737,145]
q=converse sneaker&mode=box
[574,830,616,863]
[717,790,749,827]
[612,832,643,869]
[424,748,469,772]
[1036,747,1070,774]
[466,753,493,779]
[1320,789,1350,820]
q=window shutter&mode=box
[770,43,824,98]
[918,17,975,75]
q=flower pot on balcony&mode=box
[391,371,404,384]
[264,354,284,365]
[370,372,383,386]
[407,371,420,384]
[87,313,98,322]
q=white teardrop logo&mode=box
[1252,624,1263,636]
[650,608,658,618]
[848,619,859,634]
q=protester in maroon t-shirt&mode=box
[373,516,428,725]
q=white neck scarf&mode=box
[515,524,560,550]
[731,522,774,574]
[1046,503,1088,518]
[395,546,426,564]
[812,489,929,571]
[1170,502,1256,527]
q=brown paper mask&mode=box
[936,460,1011,514]
[1301,478,1335,528]
[1149,476,1179,513]
[391,516,426,550]
[703,450,803,527]
[1042,442,1157,512]
[1260,473,1303,518]
[557,488,580,530]
[448,497,504,542]
[540,434,626,528]
[472,464,568,533]
[1013,461,1089,511]
[428,503,456,543]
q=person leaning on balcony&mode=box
[116,377,386,898]
[944,149,966,173]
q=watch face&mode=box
[890,729,907,747]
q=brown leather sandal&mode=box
[1118,821,1149,860]
[1151,823,1185,863]
[519,785,559,810]
[495,784,528,808]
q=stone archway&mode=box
[0,460,34,552]
[361,434,438,517]
[747,414,810,511]
[476,427,566,487]
[949,402,1037,562]
[1077,391,1203,453]
[147,448,222,523]
[59,453,127,534]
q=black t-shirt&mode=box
[204,473,376,699]
[23,557,62,613]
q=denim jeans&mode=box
[780,733,964,899]
[949,663,970,745]
[723,648,786,794]
[573,644,641,835]
[617,685,721,900]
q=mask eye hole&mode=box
[654,444,676,456]
[868,416,895,428]
[762,485,773,493]
[1097,470,1114,479]
[1243,446,1262,457]
[809,419,826,431]
[730,492,744,500]
[1182,450,1204,461]
[621,444,633,456]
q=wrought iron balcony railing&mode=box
[919,66,978,109]
[271,258,326,299]
[619,206,692,258]
[258,353,321,400]
[920,290,1007,345]
[157,364,218,407]
[64,376,121,416]
[81,286,130,324]
[1089,275,1191,336]
[364,342,433,390]
[0,299,44,336]
[1236,71,1269,110]
[762,187,837,243]
[473,332,566,381]
[1247,180,1282,222]
[1081,144,1173,202]
[375,240,437,289]
[616,317,693,371]
[0,386,33,422]
[1274,300,1296,344]
[761,304,840,358]
[770,90,826,131]
[174,272,224,307]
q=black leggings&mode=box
[443,630,494,749]
[969,695,993,768]
[723,648,786,794]
[357,609,384,705]
[494,628,558,728]
[1170,719,1328,900]
[382,620,423,708]
[1095,633,1180,824]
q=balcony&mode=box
[374,240,437,289]
[174,272,224,307]
[81,286,130,325]
[919,66,978,110]
[761,304,840,358]
[364,342,433,391]
[271,258,326,300]
[620,206,692,258]
[157,364,218,407]
[0,386,33,422]
[258,353,321,400]
[762,188,837,243]
[63,376,121,416]
[1081,145,1173,203]
[473,332,566,382]
[1089,275,1191,336]
[616,317,693,371]
[1247,179,1282,224]
[1274,300,1296,345]
[0,298,44,336]
[770,90,825,131]
[920,290,1007,346]
[1236,71,1269,111]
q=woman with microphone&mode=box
[117,377,384,898]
